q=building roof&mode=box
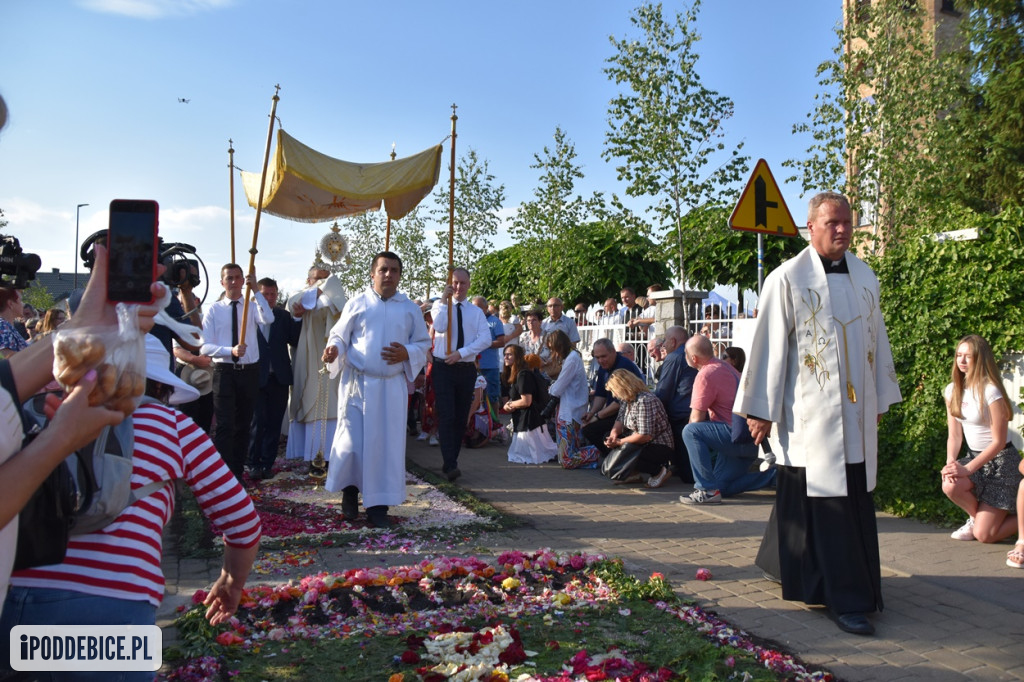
[33,268,90,302]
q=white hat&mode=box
[179,364,213,397]
[145,335,200,405]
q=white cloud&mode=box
[76,0,235,19]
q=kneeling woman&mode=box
[601,369,676,487]
[501,346,557,465]
[941,335,1021,544]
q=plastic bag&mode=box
[52,303,146,415]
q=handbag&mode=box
[600,441,645,481]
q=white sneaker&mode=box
[950,518,976,541]
[416,432,428,441]
[428,435,439,447]
[679,489,722,505]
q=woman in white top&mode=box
[546,331,599,469]
[941,335,1021,545]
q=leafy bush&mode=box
[870,204,1024,523]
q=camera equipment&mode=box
[539,395,560,420]
[80,229,209,304]
[0,235,42,289]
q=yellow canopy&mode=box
[242,130,443,222]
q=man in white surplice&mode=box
[322,252,430,528]
[286,266,345,461]
[734,192,902,636]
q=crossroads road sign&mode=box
[729,159,799,237]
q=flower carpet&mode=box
[164,462,834,681]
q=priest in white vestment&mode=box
[286,266,346,461]
[734,192,902,636]
[322,252,430,528]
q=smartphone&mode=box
[106,199,159,303]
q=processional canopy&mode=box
[241,129,443,223]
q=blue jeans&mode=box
[682,420,775,496]
[1,586,157,681]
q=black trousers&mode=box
[212,363,260,482]
[249,374,290,472]
[757,463,883,615]
[178,393,213,434]
[431,359,476,472]
[581,414,618,455]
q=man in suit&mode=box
[249,277,301,480]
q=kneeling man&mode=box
[323,252,431,527]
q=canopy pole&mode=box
[385,142,397,251]
[228,138,236,263]
[446,103,458,355]
[240,84,280,342]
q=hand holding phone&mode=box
[107,199,159,304]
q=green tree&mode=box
[390,205,441,300]
[22,281,55,311]
[510,127,599,297]
[784,0,962,244]
[942,0,1024,210]
[474,219,671,307]
[337,211,385,296]
[662,205,804,308]
[604,0,749,305]
[431,148,505,275]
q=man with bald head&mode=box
[653,326,697,483]
[680,334,775,505]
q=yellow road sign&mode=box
[729,159,799,237]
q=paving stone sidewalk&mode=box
[159,439,1024,681]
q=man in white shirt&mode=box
[200,264,273,483]
[430,267,492,481]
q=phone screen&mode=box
[107,199,158,303]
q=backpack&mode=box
[13,394,168,570]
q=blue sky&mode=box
[1,0,839,299]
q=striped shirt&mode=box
[11,402,261,606]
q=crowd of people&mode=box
[0,87,1021,670]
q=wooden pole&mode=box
[446,103,458,355]
[385,142,397,251]
[228,139,236,263]
[240,85,280,342]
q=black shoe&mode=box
[261,468,275,481]
[249,468,265,481]
[832,611,874,636]
[366,506,391,528]
[446,468,462,482]
[341,487,359,521]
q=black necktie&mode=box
[230,300,239,363]
[456,302,465,351]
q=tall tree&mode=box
[510,127,599,297]
[943,0,1024,210]
[430,148,505,275]
[604,0,749,306]
[390,205,441,300]
[337,211,385,296]
[784,0,962,244]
